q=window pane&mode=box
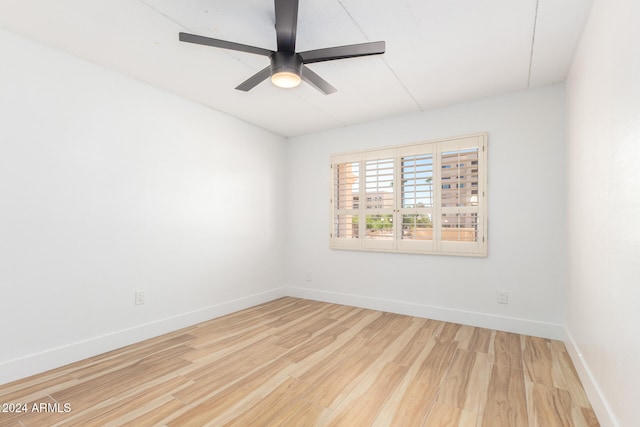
[365,159,394,209]
[334,215,359,238]
[334,162,359,210]
[402,154,433,208]
[365,214,394,240]
[402,214,433,240]
[441,213,479,242]
[441,149,479,207]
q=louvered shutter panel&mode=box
[397,143,435,252]
[331,159,360,249]
[362,151,395,250]
[439,136,486,255]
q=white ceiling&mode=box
[0,0,592,137]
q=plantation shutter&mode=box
[362,149,395,250]
[331,154,361,249]
[438,136,486,255]
[330,133,487,256]
[397,143,435,252]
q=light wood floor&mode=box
[0,297,598,427]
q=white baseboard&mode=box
[0,287,286,386]
[564,328,618,427]
[286,287,564,339]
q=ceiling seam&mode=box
[379,56,422,110]
[136,0,190,30]
[527,0,540,88]
[337,0,422,110]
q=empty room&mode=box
[0,0,637,426]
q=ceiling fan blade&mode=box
[299,41,386,64]
[274,0,298,53]
[235,66,272,91]
[179,32,273,57]
[301,65,337,95]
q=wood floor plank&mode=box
[414,338,459,385]
[0,297,599,427]
[529,382,574,427]
[392,324,436,367]
[175,340,290,405]
[167,358,296,426]
[482,364,528,427]
[462,351,493,414]
[274,317,336,349]
[382,336,458,426]
[180,324,274,365]
[454,324,475,349]
[291,312,382,374]
[68,334,196,380]
[330,307,372,329]
[493,331,524,369]
[118,398,189,427]
[284,333,339,364]
[423,402,463,427]
[386,374,440,426]
[437,349,477,409]
[552,346,592,408]
[183,335,281,382]
[302,345,386,408]
[224,377,312,426]
[324,362,408,427]
[522,336,555,386]
[363,315,414,351]
[319,318,419,424]
[467,327,493,353]
[581,407,601,426]
[372,334,439,427]
[274,400,327,426]
[51,376,189,426]
[437,321,462,340]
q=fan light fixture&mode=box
[271,71,301,88]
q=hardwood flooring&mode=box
[0,297,598,426]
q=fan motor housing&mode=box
[270,51,303,77]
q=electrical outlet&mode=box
[135,290,145,305]
[497,290,508,304]
[305,273,312,282]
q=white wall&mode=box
[565,0,640,425]
[0,29,287,384]
[286,85,567,339]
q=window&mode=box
[330,134,487,256]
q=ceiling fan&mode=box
[178,0,385,94]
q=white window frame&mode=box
[330,133,487,257]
